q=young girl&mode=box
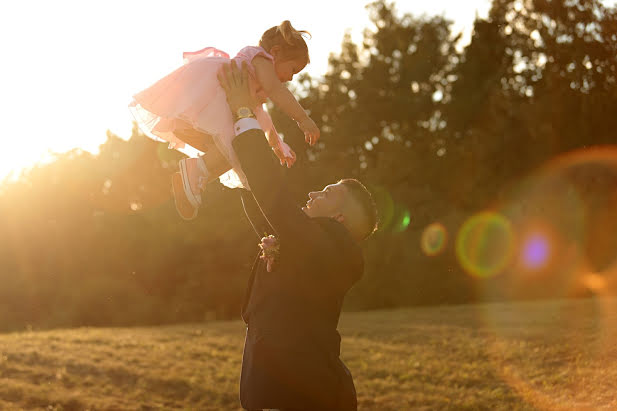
[129,21,319,219]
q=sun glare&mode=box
[0,1,492,180]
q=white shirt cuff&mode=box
[234,118,261,136]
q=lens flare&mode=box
[456,212,515,278]
[393,209,411,233]
[476,146,617,410]
[367,185,412,234]
[521,233,550,270]
[581,273,607,292]
[421,223,447,256]
[370,185,395,232]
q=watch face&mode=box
[237,107,252,118]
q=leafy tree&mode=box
[2,0,617,331]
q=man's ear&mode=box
[333,213,345,224]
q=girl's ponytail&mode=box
[278,20,308,45]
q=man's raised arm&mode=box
[217,61,328,245]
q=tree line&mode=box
[1,0,616,332]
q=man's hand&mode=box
[259,235,280,272]
[217,60,259,114]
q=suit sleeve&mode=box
[232,129,341,260]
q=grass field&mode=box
[1,297,616,410]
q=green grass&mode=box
[1,297,616,410]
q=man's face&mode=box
[302,182,348,218]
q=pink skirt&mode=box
[129,48,272,189]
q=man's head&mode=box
[302,179,378,241]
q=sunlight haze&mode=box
[0,0,495,179]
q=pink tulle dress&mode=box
[129,46,292,189]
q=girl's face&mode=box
[273,54,307,83]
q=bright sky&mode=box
[0,0,497,180]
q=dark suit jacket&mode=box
[233,129,364,410]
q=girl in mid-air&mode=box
[129,20,319,219]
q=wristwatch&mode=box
[235,106,255,120]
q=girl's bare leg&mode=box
[200,145,232,182]
[173,123,234,178]
[174,122,213,153]
[170,122,238,219]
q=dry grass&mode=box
[1,297,616,410]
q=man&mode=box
[182,60,378,410]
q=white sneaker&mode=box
[178,157,208,209]
[172,172,198,220]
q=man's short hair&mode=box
[338,179,379,239]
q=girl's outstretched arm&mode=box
[253,57,320,145]
[253,56,308,122]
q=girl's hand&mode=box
[273,140,297,168]
[297,116,320,146]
